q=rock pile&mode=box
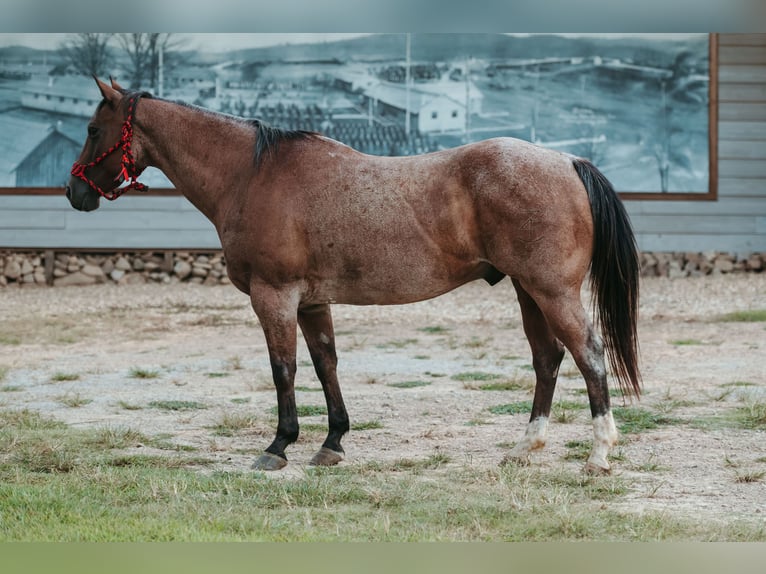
[640,251,764,278]
[0,251,230,287]
[1,250,764,288]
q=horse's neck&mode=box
[136,99,254,224]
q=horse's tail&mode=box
[572,158,641,399]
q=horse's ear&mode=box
[109,76,125,92]
[93,75,121,107]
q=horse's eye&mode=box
[87,125,100,139]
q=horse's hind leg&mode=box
[502,279,565,466]
[527,285,618,475]
[298,304,349,466]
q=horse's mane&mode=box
[109,90,317,170]
[248,119,318,169]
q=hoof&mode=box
[309,447,344,466]
[500,453,530,467]
[583,460,611,476]
[252,452,287,471]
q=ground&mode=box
[1,274,765,529]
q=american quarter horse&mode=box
[66,77,640,475]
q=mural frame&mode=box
[0,33,718,201]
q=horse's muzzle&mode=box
[65,179,101,212]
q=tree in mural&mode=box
[650,50,706,192]
[59,33,114,78]
[117,33,186,91]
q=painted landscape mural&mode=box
[0,33,710,193]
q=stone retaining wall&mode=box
[1,250,764,288]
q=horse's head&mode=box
[66,77,149,211]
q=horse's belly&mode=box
[307,258,490,306]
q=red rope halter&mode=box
[70,94,149,200]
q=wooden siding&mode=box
[1,34,765,253]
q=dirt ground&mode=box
[1,274,765,525]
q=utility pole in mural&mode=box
[117,33,184,92]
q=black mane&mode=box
[248,119,317,169]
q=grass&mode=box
[387,380,431,389]
[148,400,207,411]
[1,385,22,393]
[1,407,765,541]
[269,405,327,417]
[51,372,80,382]
[118,401,143,411]
[669,339,705,346]
[612,407,679,434]
[418,326,450,334]
[376,338,419,349]
[716,309,766,323]
[0,366,8,382]
[452,372,502,382]
[295,385,322,392]
[205,372,229,378]
[57,393,93,408]
[351,420,384,431]
[731,400,766,430]
[488,401,534,415]
[210,413,258,437]
[129,368,160,380]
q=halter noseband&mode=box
[70,93,149,200]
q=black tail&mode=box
[572,158,641,399]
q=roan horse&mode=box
[66,77,640,475]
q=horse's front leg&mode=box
[298,304,349,466]
[250,284,301,471]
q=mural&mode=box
[0,33,711,194]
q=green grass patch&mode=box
[57,393,93,408]
[1,385,22,393]
[118,401,142,411]
[205,372,229,378]
[612,407,679,434]
[716,309,766,323]
[452,372,502,382]
[563,440,591,462]
[351,420,384,431]
[731,401,766,430]
[669,339,705,346]
[418,326,450,334]
[230,397,251,404]
[148,400,207,411]
[489,401,533,415]
[721,381,757,388]
[269,405,327,417]
[51,372,80,382]
[387,380,431,389]
[475,380,526,391]
[0,366,8,382]
[295,385,322,392]
[0,409,67,431]
[129,368,160,380]
[0,334,21,345]
[209,413,258,437]
[376,338,419,349]
[106,454,216,469]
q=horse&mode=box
[66,77,640,475]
